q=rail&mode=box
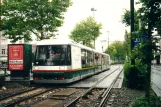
[98,66,123,107]
[65,66,121,107]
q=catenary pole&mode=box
[130,0,135,65]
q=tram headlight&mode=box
[34,66,39,70]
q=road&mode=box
[151,65,161,96]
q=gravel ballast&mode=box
[1,82,148,107]
[111,82,145,107]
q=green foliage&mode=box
[131,95,161,107]
[124,60,146,89]
[122,0,161,97]
[121,9,139,31]
[137,0,161,31]
[124,62,131,84]
[105,41,126,62]
[70,16,102,48]
[124,30,131,56]
[1,0,72,42]
[137,0,161,97]
[121,9,130,26]
[110,62,123,65]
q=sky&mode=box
[57,0,132,51]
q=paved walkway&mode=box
[151,65,161,97]
[68,65,123,88]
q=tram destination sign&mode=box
[8,45,24,70]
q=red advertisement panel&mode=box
[8,45,24,70]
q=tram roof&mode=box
[36,38,109,56]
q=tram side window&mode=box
[107,56,109,64]
[66,45,71,65]
[105,56,108,65]
[87,51,93,67]
[102,55,105,65]
[98,54,101,65]
[36,46,47,60]
[81,49,86,68]
[95,53,99,63]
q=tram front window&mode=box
[34,45,71,66]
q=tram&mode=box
[32,38,110,83]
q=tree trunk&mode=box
[146,43,152,97]
[145,8,153,97]
[40,31,44,40]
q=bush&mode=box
[111,61,123,65]
[131,95,161,107]
[124,60,146,89]
[124,62,131,82]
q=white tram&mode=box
[32,38,110,83]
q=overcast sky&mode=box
[58,0,136,51]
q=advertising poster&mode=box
[8,45,24,70]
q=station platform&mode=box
[68,65,124,88]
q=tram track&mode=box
[98,66,123,107]
[0,87,36,101]
[64,66,123,107]
[0,66,123,107]
[0,88,53,107]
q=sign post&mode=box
[8,45,24,70]
[8,44,32,80]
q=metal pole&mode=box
[0,0,2,31]
[91,8,96,49]
[130,0,135,65]
[107,31,109,54]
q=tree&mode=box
[70,16,102,48]
[105,41,126,63]
[1,0,72,42]
[121,1,161,99]
[124,30,131,57]
[106,45,116,60]
[122,9,140,31]
[137,0,161,98]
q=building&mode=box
[0,32,8,65]
[159,40,161,64]
[153,32,161,64]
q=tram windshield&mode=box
[34,45,71,66]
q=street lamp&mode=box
[91,8,97,49]
[101,40,106,52]
[107,31,110,54]
[91,8,97,18]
